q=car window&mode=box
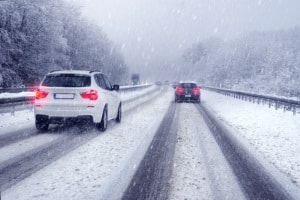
[94,74,106,89]
[101,74,112,90]
[181,83,197,88]
[41,74,91,87]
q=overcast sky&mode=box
[71,0,300,79]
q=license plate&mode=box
[54,93,75,99]
[185,94,191,97]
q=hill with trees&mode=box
[0,0,128,87]
[182,28,300,98]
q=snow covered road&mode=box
[1,86,300,199]
[169,103,245,200]
[1,86,170,199]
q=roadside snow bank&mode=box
[202,90,300,188]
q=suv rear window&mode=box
[42,74,91,87]
[181,83,197,88]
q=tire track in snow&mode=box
[2,87,173,200]
[169,103,245,200]
[197,103,299,199]
[122,101,178,200]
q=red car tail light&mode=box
[81,90,98,100]
[36,89,48,99]
[176,87,184,94]
[192,87,200,95]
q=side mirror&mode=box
[113,84,119,91]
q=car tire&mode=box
[97,108,108,132]
[35,116,49,131]
[116,103,122,123]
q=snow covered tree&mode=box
[182,28,300,97]
[0,0,128,87]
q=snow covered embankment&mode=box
[202,90,300,189]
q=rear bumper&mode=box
[36,114,93,124]
[175,94,200,102]
[34,106,103,123]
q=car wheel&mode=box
[97,108,108,132]
[35,116,49,131]
[116,103,122,123]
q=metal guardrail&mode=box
[119,84,152,93]
[202,86,300,115]
[0,84,153,114]
[0,85,152,103]
[0,87,37,105]
[0,87,37,93]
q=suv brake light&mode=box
[36,89,48,99]
[81,90,98,100]
[176,87,184,94]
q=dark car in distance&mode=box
[175,82,201,103]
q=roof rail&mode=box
[49,70,61,73]
[89,70,102,74]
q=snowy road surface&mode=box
[168,104,245,200]
[0,86,300,199]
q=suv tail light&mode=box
[81,90,98,100]
[36,89,48,99]
[192,87,200,95]
[176,87,184,95]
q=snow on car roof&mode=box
[179,81,197,84]
[48,70,102,75]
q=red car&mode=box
[175,82,201,103]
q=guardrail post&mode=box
[293,106,296,115]
[275,102,278,110]
[11,105,15,116]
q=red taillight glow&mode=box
[176,87,184,94]
[36,89,48,99]
[81,90,98,100]
[192,87,200,95]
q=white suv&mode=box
[34,70,122,131]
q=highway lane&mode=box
[122,102,178,200]
[0,87,164,192]
[1,86,299,199]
